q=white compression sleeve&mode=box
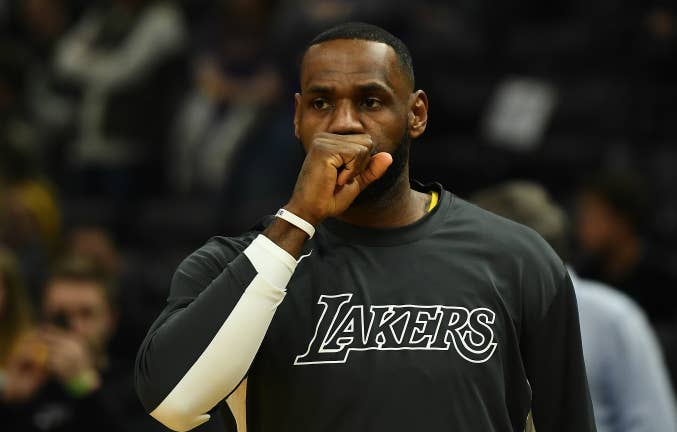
[150,234,296,432]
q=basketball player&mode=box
[135,23,596,432]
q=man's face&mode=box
[294,39,427,205]
[42,280,115,354]
[576,192,621,254]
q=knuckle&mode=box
[311,136,326,146]
[311,141,331,154]
[346,147,363,161]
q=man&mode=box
[575,171,677,391]
[575,171,677,323]
[135,23,595,431]
[0,255,186,431]
[473,181,677,432]
[1,255,121,431]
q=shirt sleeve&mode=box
[134,234,297,432]
[523,273,597,432]
[605,303,677,432]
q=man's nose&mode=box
[327,100,364,135]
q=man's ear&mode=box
[408,90,428,139]
[294,93,302,139]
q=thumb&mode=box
[355,152,393,190]
[333,152,393,210]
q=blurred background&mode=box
[1,0,676,431]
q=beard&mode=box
[350,128,410,208]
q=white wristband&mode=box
[275,209,315,239]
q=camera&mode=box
[49,311,70,330]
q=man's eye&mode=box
[363,98,382,110]
[312,99,331,110]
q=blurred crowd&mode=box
[1,0,676,431]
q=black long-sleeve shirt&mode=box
[135,182,596,431]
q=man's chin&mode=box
[350,174,406,209]
[346,128,411,209]
[351,142,409,208]
[350,187,384,208]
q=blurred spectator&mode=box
[66,227,121,276]
[0,41,41,172]
[575,171,677,323]
[2,182,62,257]
[0,254,222,431]
[0,143,62,301]
[11,0,84,183]
[63,225,151,361]
[60,223,238,432]
[172,0,282,193]
[0,255,128,430]
[0,247,33,370]
[53,0,187,197]
[473,181,677,432]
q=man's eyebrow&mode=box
[305,84,334,95]
[303,81,395,96]
[354,81,393,95]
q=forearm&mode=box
[54,13,101,82]
[263,216,312,258]
[135,234,301,431]
[136,128,386,430]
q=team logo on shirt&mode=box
[295,294,497,365]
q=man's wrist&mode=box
[282,203,322,227]
[275,209,315,239]
[263,217,310,259]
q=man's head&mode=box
[66,226,122,275]
[42,256,117,355]
[295,22,428,206]
[304,22,416,89]
[576,171,647,255]
[472,181,571,262]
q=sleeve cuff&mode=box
[243,234,297,290]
